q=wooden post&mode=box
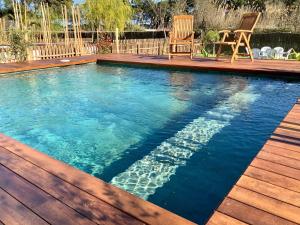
[115,28,119,54]
[158,42,161,55]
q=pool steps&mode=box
[111,84,260,199]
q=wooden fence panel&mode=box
[112,38,172,55]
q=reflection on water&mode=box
[169,72,194,101]
[169,71,249,102]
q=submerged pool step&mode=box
[111,85,259,199]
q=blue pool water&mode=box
[0,63,299,224]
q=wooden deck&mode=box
[207,99,300,225]
[97,54,300,77]
[0,54,300,224]
[0,133,195,225]
[1,54,299,77]
[0,55,99,74]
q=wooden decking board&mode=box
[265,140,300,153]
[280,120,300,130]
[228,186,300,224]
[0,165,95,225]
[279,125,300,133]
[0,188,48,225]
[0,55,99,74]
[217,198,298,225]
[274,127,300,140]
[244,166,300,193]
[208,100,300,225]
[236,176,300,207]
[0,147,142,225]
[206,211,248,225]
[0,133,195,225]
[250,158,300,180]
[283,118,300,126]
[282,118,300,126]
[262,144,300,160]
[256,151,300,170]
[270,135,300,146]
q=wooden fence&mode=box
[112,38,203,55]
[29,42,97,60]
[0,37,204,63]
[0,42,98,63]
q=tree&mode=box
[214,0,266,10]
[81,0,132,31]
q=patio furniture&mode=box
[283,48,295,60]
[252,48,261,59]
[215,12,261,63]
[169,15,194,60]
[260,46,272,59]
[273,47,284,59]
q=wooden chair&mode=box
[215,12,261,63]
[169,15,194,60]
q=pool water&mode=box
[0,63,299,224]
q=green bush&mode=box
[204,30,220,44]
[202,30,220,56]
[290,52,300,61]
[9,29,29,62]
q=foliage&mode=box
[202,30,220,56]
[204,30,220,43]
[126,23,145,31]
[1,0,299,35]
[214,0,299,10]
[290,52,300,61]
[81,0,132,31]
[8,29,29,62]
[193,0,300,32]
[131,0,194,29]
[214,0,266,10]
[1,0,72,11]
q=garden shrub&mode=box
[9,29,29,62]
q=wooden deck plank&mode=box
[0,164,95,225]
[280,122,300,131]
[207,100,300,225]
[0,188,48,225]
[206,211,248,225]
[0,146,143,225]
[0,133,194,225]
[274,127,300,140]
[256,151,300,170]
[265,140,300,153]
[218,198,298,225]
[0,55,99,74]
[283,114,300,123]
[262,144,300,160]
[279,122,300,131]
[270,135,300,145]
[286,111,300,117]
[244,166,300,193]
[237,176,300,207]
[250,158,300,180]
[228,186,300,224]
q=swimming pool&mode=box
[0,63,299,224]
